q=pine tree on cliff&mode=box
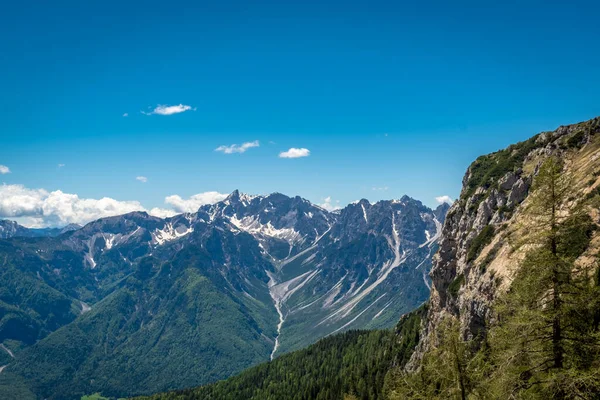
[384,317,487,400]
[486,157,600,398]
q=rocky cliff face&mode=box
[409,116,600,367]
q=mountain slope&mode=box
[2,215,278,399]
[134,306,427,400]
[268,197,447,354]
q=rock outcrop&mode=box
[409,116,600,368]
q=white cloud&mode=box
[148,207,179,219]
[319,196,341,212]
[372,186,389,191]
[0,185,47,218]
[279,148,310,158]
[123,113,129,117]
[0,184,145,227]
[41,191,145,227]
[435,195,454,205]
[215,140,260,154]
[142,104,195,116]
[0,165,10,174]
[136,176,148,183]
[58,164,65,168]
[165,191,228,213]
[0,184,230,228]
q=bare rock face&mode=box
[408,116,600,369]
[507,177,530,208]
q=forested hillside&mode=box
[135,306,426,400]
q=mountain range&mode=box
[0,190,448,399]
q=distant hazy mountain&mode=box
[0,220,81,239]
[0,191,447,399]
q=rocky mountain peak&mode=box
[434,202,451,221]
[0,220,22,239]
[60,223,82,233]
[227,189,241,200]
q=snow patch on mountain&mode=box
[85,252,96,269]
[80,301,92,314]
[418,217,442,248]
[361,204,368,224]
[229,215,303,245]
[103,233,116,250]
[0,344,15,359]
[152,223,193,245]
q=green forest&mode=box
[134,307,425,400]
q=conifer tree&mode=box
[486,157,600,398]
[386,317,484,400]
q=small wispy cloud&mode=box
[142,104,195,116]
[148,207,179,219]
[279,148,310,158]
[319,196,341,212]
[136,176,148,183]
[123,113,129,117]
[0,165,10,174]
[165,191,228,213]
[215,140,260,154]
[58,164,65,168]
[435,195,454,205]
[372,186,389,191]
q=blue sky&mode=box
[1,0,599,226]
